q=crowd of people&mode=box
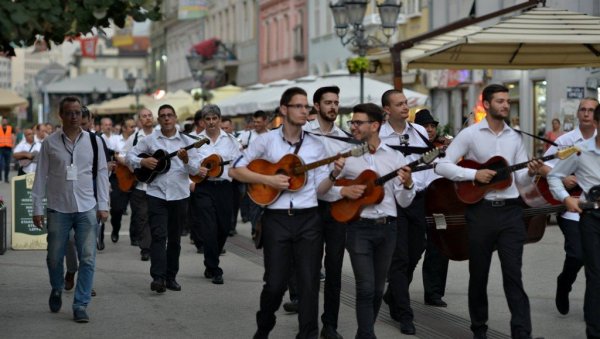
[10,83,599,339]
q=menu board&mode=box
[11,173,47,250]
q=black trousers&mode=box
[147,196,188,281]
[256,208,323,339]
[466,200,531,339]
[191,180,233,276]
[580,210,600,338]
[385,191,427,322]
[318,200,346,329]
[130,188,151,254]
[422,229,449,302]
[109,174,131,238]
[231,179,243,231]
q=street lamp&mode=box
[186,40,229,106]
[125,73,140,110]
[330,0,402,103]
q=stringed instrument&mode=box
[247,143,370,206]
[115,163,137,192]
[134,138,210,184]
[520,175,583,207]
[454,146,579,204]
[330,148,443,223]
[189,153,232,184]
[426,178,599,261]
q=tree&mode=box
[0,0,162,56]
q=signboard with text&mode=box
[566,86,585,99]
[11,174,47,250]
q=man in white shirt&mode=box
[126,104,201,293]
[32,96,110,323]
[230,87,329,339]
[548,105,600,339]
[318,102,415,339]
[435,84,543,339]
[13,128,41,175]
[539,97,598,315]
[190,104,241,285]
[99,117,119,152]
[379,89,431,335]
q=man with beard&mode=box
[230,87,329,339]
[303,85,350,339]
[317,102,415,339]
[435,84,543,339]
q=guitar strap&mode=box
[293,132,305,155]
[409,122,435,148]
[182,132,201,140]
[386,144,433,155]
[305,131,363,145]
[511,127,558,147]
[132,131,139,146]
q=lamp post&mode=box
[330,0,402,103]
[125,73,140,110]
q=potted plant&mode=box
[346,56,370,74]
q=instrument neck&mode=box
[294,150,351,174]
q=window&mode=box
[293,11,304,61]
[402,0,421,17]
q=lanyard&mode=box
[61,132,83,164]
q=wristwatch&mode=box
[404,181,414,190]
[329,170,337,182]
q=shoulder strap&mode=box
[132,131,139,146]
[304,130,362,145]
[182,132,200,140]
[409,122,435,148]
[88,131,98,202]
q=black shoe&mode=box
[111,231,119,243]
[400,320,416,335]
[166,280,181,291]
[212,274,224,285]
[382,289,401,322]
[320,325,343,339]
[150,279,166,293]
[49,289,62,313]
[228,229,237,237]
[141,252,150,261]
[96,235,105,251]
[283,299,298,313]
[204,269,214,279]
[473,332,488,339]
[64,272,75,291]
[73,308,89,323]
[425,298,448,307]
[556,275,570,315]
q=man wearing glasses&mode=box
[379,89,432,335]
[126,104,200,293]
[230,87,329,339]
[32,96,110,323]
[538,97,598,316]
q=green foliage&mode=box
[346,56,370,74]
[0,0,162,56]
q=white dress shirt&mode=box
[234,127,329,209]
[549,137,600,203]
[14,139,41,173]
[32,129,110,215]
[435,118,531,201]
[197,130,242,182]
[126,130,201,201]
[101,133,120,151]
[380,121,432,191]
[122,129,151,191]
[544,128,597,221]
[330,143,416,218]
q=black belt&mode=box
[480,198,521,208]
[358,216,397,224]
[266,207,318,216]
[205,179,230,184]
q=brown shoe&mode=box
[64,272,75,291]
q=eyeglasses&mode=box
[346,120,374,127]
[286,104,311,110]
[158,113,176,119]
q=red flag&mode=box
[80,37,98,59]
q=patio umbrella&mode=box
[0,89,28,110]
[406,7,600,70]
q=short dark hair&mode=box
[280,87,307,106]
[482,84,509,104]
[253,110,267,120]
[313,86,340,104]
[59,96,81,114]
[81,105,91,119]
[353,103,384,130]
[381,89,403,107]
[221,117,232,124]
[194,110,203,123]
[158,104,176,115]
[595,104,600,122]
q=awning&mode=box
[0,89,28,109]
[191,38,219,59]
[88,94,155,115]
[406,7,600,69]
[44,73,130,94]
[145,90,197,119]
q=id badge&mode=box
[66,164,78,181]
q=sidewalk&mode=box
[0,169,589,338]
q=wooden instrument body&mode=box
[247,154,307,206]
[454,156,512,204]
[330,170,384,223]
[189,154,225,184]
[115,163,136,191]
[134,149,171,184]
[426,178,549,261]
